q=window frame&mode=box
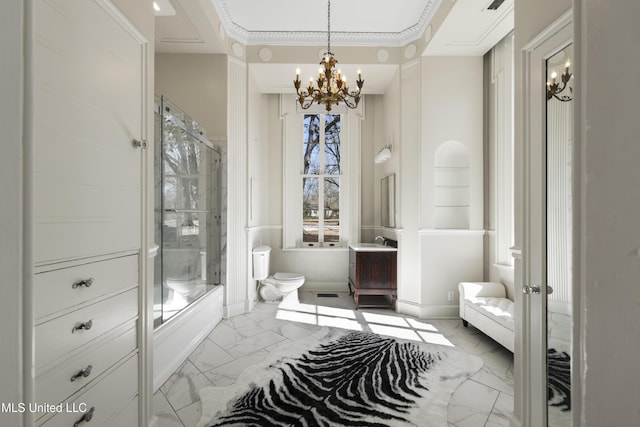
[301,113,343,247]
[282,98,362,250]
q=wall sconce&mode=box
[375,145,392,164]
[547,60,573,102]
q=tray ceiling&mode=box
[211,0,440,46]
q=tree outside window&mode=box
[302,114,341,244]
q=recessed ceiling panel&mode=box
[155,0,226,54]
[212,0,442,46]
[156,14,202,43]
[423,0,514,56]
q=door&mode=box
[518,12,573,426]
[545,43,573,426]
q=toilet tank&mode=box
[252,246,271,280]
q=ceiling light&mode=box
[153,0,176,16]
[487,0,506,10]
[375,146,392,164]
[293,0,364,112]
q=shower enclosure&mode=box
[154,95,224,327]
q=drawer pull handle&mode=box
[72,278,94,289]
[70,365,93,382]
[73,406,95,427]
[72,320,93,333]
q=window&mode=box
[302,114,341,245]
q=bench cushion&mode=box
[466,296,514,332]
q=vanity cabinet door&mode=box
[349,248,397,309]
[355,251,397,289]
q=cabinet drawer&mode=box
[35,288,138,369]
[105,396,138,426]
[36,323,136,406]
[35,254,138,320]
[38,354,138,427]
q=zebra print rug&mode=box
[198,328,482,427]
[547,348,571,426]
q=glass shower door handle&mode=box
[132,138,149,149]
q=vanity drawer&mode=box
[36,323,136,406]
[35,254,138,320]
[35,288,138,369]
[38,354,138,427]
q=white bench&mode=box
[458,282,514,352]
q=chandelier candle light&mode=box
[294,0,364,112]
[546,59,572,102]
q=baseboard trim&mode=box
[225,301,247,318]
[396,300,459,319]
[301,281,350,293]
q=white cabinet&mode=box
[31,0,148,424]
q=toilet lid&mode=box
[273,272,304,281]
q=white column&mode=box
[226,57,248,316]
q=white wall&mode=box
[574,0,640,424]
[358,55,485,318]
[155,53,227,140]
[246,68,271,303]
[485,34,516,298]
[421,56,484,230]
[396,60,423,311]
[419,56,484,314]
[226,57,248,315]
[1,1,25,424]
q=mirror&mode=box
[381,174,395,228]
[545,43,573,425]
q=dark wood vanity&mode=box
[348,244,397,309]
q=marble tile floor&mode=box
[153,291,514,427]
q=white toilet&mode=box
[165,250,208,307]
[252,246,305,304]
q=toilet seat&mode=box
[273,272,304,281]
[262,272,305,294]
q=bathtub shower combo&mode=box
[154,96,224,327]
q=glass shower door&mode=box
[154,96,222,326]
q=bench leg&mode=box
[462,319,469,327]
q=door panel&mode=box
[33,0,144,264]
[546,43,573,426]
[518,13,573,427]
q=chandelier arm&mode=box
[292,0,364,112]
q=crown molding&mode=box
[212,0,442,47]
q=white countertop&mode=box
[349,243,398,252]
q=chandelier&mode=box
[294,0,364,112]
[546,60,573,102]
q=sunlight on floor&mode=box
[318,315,363,331]
[406,318,439,332]
[418,330,455,347]
[362,312,410,327]
[276,309,318,325]
[274,299,457,348]
[369,324,422,341]
[317,305,357,319]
